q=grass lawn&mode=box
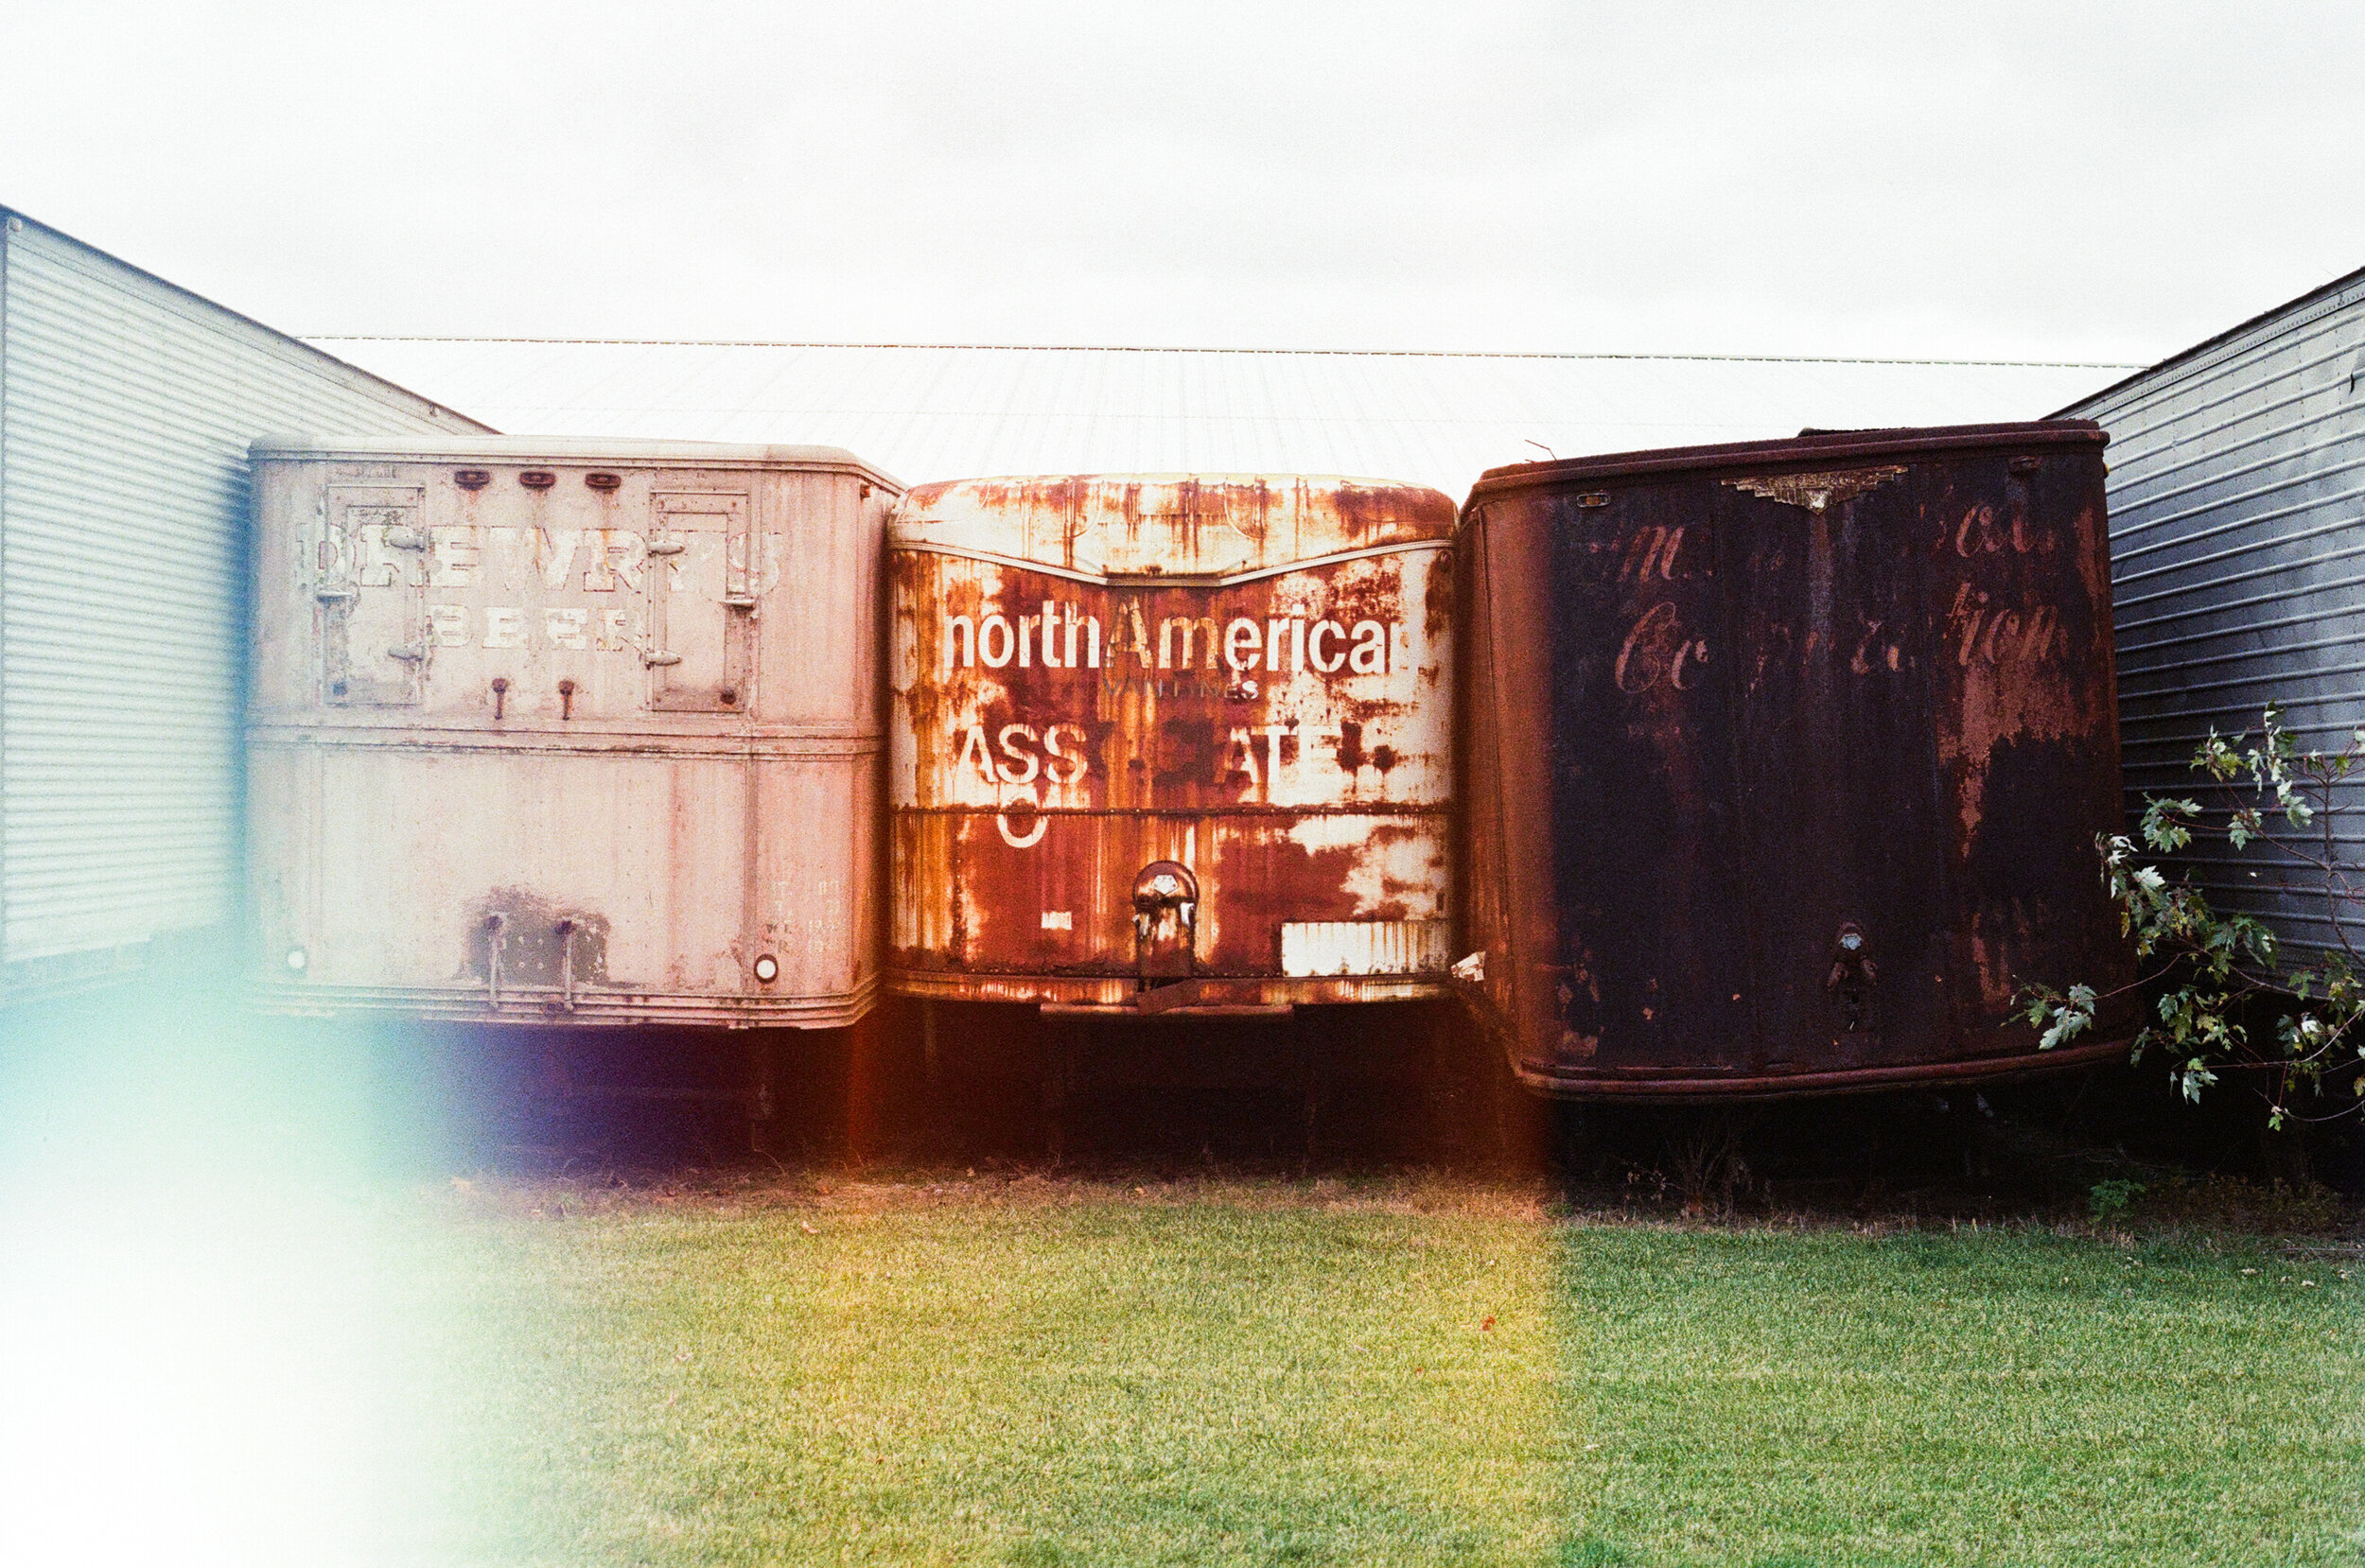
[367,1176,2364,1567]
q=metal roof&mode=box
[1469,419,2109,499]
[249,433,894,484]
[892,473,1455,580]
[311,337,2134,500]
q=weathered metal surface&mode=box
[1459,422,2134,1097]
[248,437,900,1025]
[888,475,1455,1009]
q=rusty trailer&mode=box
[1458,422,2136,1097]
[887,475,1456,1013]
[247,437,900,1026]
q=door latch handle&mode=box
[553,919,578,1014]
[483,913,506,1008]
[1827,921,1876,1032]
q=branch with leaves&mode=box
[2020,706,2365,1129]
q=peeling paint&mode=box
[249,440,902,1027]
[888,474,1455,1007]
[1462,423,2135,1097]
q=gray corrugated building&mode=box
[2062,265,2365,956]
[0,207,487,1003]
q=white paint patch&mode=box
[1281,919,1450,976]
[1284,815,1446,918]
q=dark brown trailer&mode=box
[1457,422,2135,1098]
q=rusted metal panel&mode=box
[1459,422,2135,1097]
[248,437,900,1026]
[887,475,1455,1010]
[1279,918,1449,977]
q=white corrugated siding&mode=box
[2065,268,2365,957]
[313,338,2128,501]
[1279,919,1450,978]
[0,214,481,995]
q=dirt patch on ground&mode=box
[432,1167,1564,1224]
[425,1159,2359,1243]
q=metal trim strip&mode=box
[1466,420,2107,498]
[251,435,902,491]
[254,973,877,1027]
[1515,1030,2137,1101]
[893,536,1451,587]
[894,803,1445,819]
[248,727,884,759]
[885,967,1447,1003]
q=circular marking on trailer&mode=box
[997,785,1049,848]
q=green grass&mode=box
[375,1179,2363,1567]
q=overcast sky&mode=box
[6,2,2360,364]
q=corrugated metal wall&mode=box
[2066,268,2365,957]
[0,210,485,1002]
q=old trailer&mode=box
[887,474,1455,1012]
[1458,421,2135,1097]
[248,436,900,1025]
